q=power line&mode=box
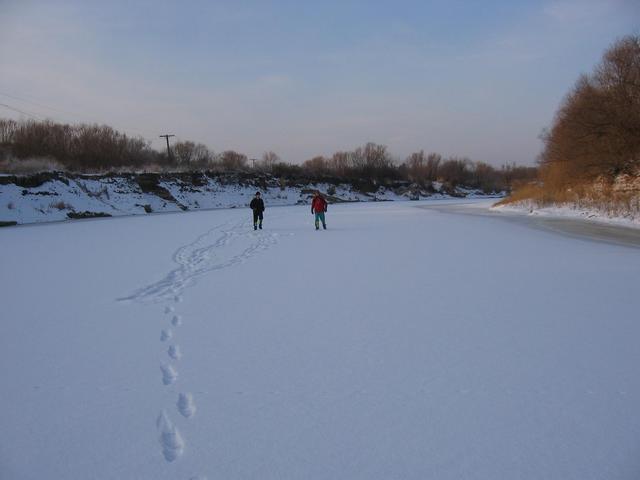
[0,91,110,126]
[0,102,44,121]
[0,91,70,117]
[0,91,159,140]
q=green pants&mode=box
[315,212,326,229]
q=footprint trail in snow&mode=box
[177,392,196,418]
[168,344,182,360]
[120,214,278,476]
[118,216,281,303]
[160,364,178,385]
[156,411,184,462]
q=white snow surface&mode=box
[0,176,370,224]
[493,200,640,229]
[1,199,639,479]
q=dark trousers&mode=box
[253,210,263,225]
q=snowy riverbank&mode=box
[488,171,640,230]
[491,200,640,230]
[0,171,500,225]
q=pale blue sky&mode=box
[1,0,638,165]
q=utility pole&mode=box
[159,134,175,162]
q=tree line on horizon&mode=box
[0,116,536,193]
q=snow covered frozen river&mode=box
[1,199,639,479]
[422,201,640,249]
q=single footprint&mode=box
[172,315,182,327]
[161,364,178,385]
[168,345,182,360]
[175,295,183,303]
[156,411,184,462]
[177,392,196,418]
[161,329,172,342]
[165,306,175,314]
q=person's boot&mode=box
[323,223,327,230]
[254,224,257,231]
[259,223,262,230]
[315,221,319,230]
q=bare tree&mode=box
[329,151,351,176]
[0,118,17,145]
[173,141,213,169]
[258,150,280,171]
[425,153,441,181]
[220,150,248,171]
[302,156,328,175]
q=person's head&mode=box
[314,190,320,197]
[255,191,261,198]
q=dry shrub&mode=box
[499,176,640,219]
[495,183,544,206]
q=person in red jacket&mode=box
[311,191,328,230]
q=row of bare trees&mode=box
[0,118,535,191]
[301,143,396,180]
[539,34,640,190]
[172,142,283,171]
[0,119,259,172]
[298,146,536,192]
[0,119,157,170]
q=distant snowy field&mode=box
[1,200,639,479]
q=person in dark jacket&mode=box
[249,191,265,230]
[311,191,327,230]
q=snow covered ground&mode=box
[0,175,401,225]
[1,172,500,225]
[492,200,640,229]
[1,199,639,479]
